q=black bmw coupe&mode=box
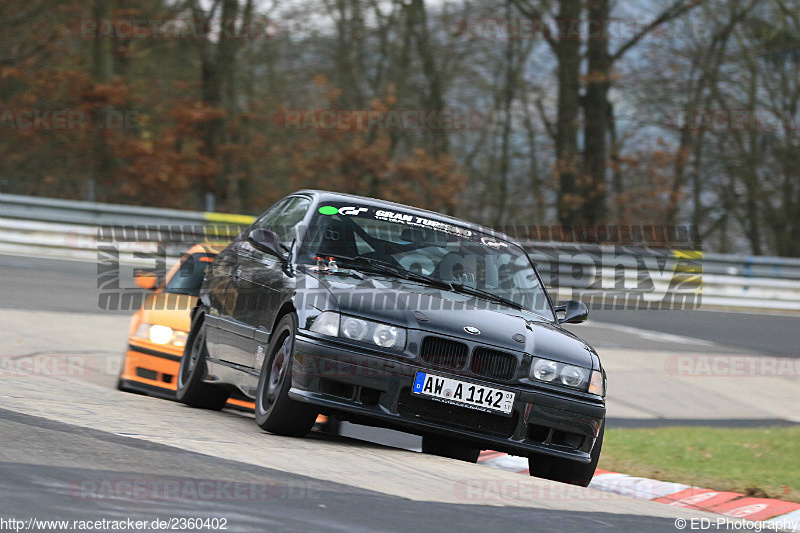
[177,190,606,486]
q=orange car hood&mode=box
[138,292,197,332]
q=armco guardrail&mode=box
[1,193,798,310]
[0,192,254,227]
[0,193,252,264]
[522,241,800,311]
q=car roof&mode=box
[293,189,514,243]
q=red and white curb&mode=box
[477,451,800,531]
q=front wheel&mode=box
[176,316,229,410]
[422,435,481,463]
[527,425,604,487]
[254,314,317,436]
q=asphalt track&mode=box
[0,378,728,532]
[2,403,724,533]
[1,253,796,531]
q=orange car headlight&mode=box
[148,325,173,344]
[172,331,188,348]
[134,323,188,347]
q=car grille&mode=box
[420,336,468,370]
[470,348,517,381]
[397,388,518,438]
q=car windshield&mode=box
[164,253,215,296]
[299,202,554,320]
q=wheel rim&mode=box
[180,327,204,387]
[259,332,291,415]
[268,336,290,396]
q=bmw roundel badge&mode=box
[464,326,481,335]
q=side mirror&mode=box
[134,270,158,290]
[554,300,588,324]
[247,229,286,259]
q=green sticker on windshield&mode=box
[318,206,338,215]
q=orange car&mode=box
[116,243,339,429]
[116,243,252,409]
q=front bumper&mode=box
[118,343,182,396]
[119,342,256,411]
[291,333,605,462]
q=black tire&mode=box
[254,314,317,436]
[176,316,229,410]
[528,425,604,487]
[422,435,481,463]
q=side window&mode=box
[271,197,311,242]
[251,198,292,233]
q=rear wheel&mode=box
[422,435,481,463]
[527,425,604,487]
[254,314,317,436]
[176,316,229,410]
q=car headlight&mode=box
[531,359,559,381]
[148,325,173,344]
[341,317,368,340]
[310,312,406,351]
[134,323,188,348]
[529,357,596,393]
[560,365,586,387]
[308,312,339,337]
[373,324,401,348]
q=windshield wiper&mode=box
[330,256,452,289]
[326,255,403,275]
[325,256,524,309]
[450,283,524,310]
[402,270,454,290]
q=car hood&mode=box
[303,269,598,369]
[137,291,195,332]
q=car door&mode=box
[213,198,293,368]
[235,196,312,372]
[202,243,239,361]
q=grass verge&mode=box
[598,426,800,503]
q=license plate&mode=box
[412,371,515,415]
